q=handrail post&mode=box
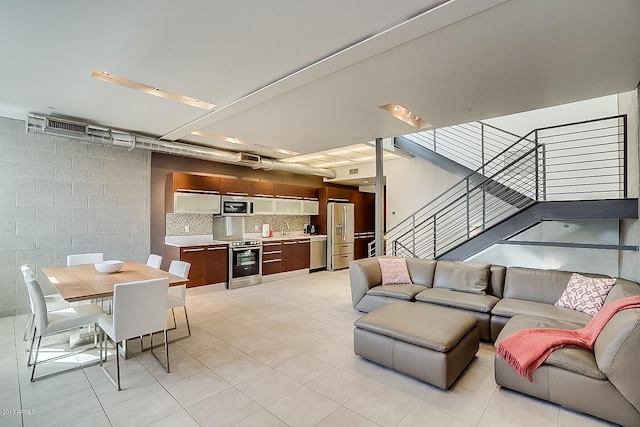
[412,215,416,257]
[465,177,470,239]
[623,114,628,198]
[534,130,539,201]
[433,214,437,258]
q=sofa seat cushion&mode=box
[496,315,606,380]
[415,288,499,313]
[354,301,477,352]
[366,284,427,300]
[492,298,592,326]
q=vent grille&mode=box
[45,118,88,134]
[237,152,261,163]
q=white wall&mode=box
[0,117,150,317]
[484,94,619,136]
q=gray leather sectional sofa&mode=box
[349,256,640,426]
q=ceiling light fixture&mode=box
[91,70,215,110]
[190,130,298,156]
[379,103,431,129]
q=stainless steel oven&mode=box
[228,240,262,289]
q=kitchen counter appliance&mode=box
[220,195,253,216]
[327,202,354,270]
[228,240,262,289]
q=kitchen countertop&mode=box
[165,234,327,247]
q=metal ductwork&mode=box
[27,113,337,179]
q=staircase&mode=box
[386,115,635,260]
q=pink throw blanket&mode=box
[497,295,640,381]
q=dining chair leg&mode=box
[171,308,177,330]
[27,327,37,367]
[23,313,34,341]
[149,330,170,374]
[30,336,42,382]
[115,341,121,391]
[183,306,191,336]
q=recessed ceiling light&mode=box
[190,130,298,156]
[91,70,215,110]
[379,103,431,129]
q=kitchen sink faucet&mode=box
[282,223,290,236]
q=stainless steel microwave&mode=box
[220,196,254,216]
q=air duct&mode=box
[27,114,336,178]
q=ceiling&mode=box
[1,0,639,168]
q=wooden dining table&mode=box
[42,260,188,302]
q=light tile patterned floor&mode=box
[0,269,618,426]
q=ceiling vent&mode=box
[44,117,88,135]
[237,152,261,168]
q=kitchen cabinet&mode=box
[252,181,275,198]
[282,239,310,272]
[274,183,303,199]
[262,241,283,275]
[167,172,220,193]
[253,198,275,214]
[301,200,319,215]
[165,244,228,287]
[274,199,303,214]
[220,178,253,196]
[301,186,319,201]
[205,244,228,284]
[172,192,220,214]
[354,232,375,259]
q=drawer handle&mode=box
[283,242,297,245]
[207,247,226,251]
[263,259,282,263]
[263,251,282,255]
[183,248,204,252]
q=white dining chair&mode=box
[21,264,69,341]
[167,260,191,336]
[25,276,105,381]
[146,254,163,269]
[67,252,104,266]
[99,278,170,390]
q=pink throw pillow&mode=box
[555,273,615,316]
[378,258,412,285]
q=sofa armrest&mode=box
[349,257,382,309]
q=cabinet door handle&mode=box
[263,251,282,255]
[225,192,249,196]
[254,194,274,198]
[183,248,205,252]
[263,259,282,263]
[207,247,226,251]
[283,242,297,245]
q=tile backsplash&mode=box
[166,213,315,236]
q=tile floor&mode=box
[0,269,617,427]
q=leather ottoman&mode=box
[353,300,479,389]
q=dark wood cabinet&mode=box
[178,246,206,288]
[205,245,228,284]
[165,244,228,287]
[301,186,318,200]
[282,239,310,272]
[252,181,275,198]
[262,241,283,275]
[274,183,303,199]
[220,178,253,196]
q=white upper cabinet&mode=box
[174,193,220,214]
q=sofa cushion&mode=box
[448,261,490,295]
[415,288,499,313]
[378,258,412,285]
[555,273,615,316]
[366,284,427,300]
[492,298,592,326]
[405,258,437,287]
[495,315,606,380]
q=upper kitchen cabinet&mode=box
[167,172,220,193]
[220,178,253,197]
[301,186,318,201]
[319,186,356,203]
[252,181,275,198]
[165,172,221,213]
[274,183,303,199]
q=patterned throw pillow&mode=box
[378,258,412,285]
[555,273,615,316]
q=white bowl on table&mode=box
[94,260,124,274]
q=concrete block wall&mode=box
[0,116,150,317]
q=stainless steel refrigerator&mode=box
[327,202,354,270]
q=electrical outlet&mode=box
[254,225,259,231]
[184,225,190,233]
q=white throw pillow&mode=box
[555,273,615,316]
[378,258,412,285]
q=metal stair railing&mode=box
[386,115,627,259]
[402,121,533,173]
